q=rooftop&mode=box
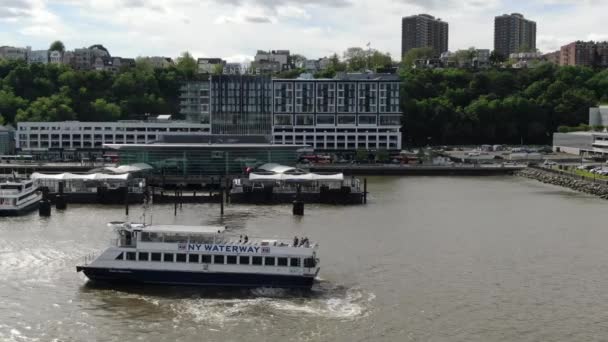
[104,143,309,150]
[140,225,226,235]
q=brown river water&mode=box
[2,176,608,341]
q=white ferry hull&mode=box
[0,200,40,217]
[77,266,316,289]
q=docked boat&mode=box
[77,222,320,289]
[0,179,41,216]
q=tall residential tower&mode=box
[494,13,537,58]
[401,14,448,58]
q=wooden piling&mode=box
[363,178,367,204]
[124,186,129,215]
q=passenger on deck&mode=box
[244,235,249,243]
[239,235,243,243]
[293,236,299,247]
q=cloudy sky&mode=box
[1,0,607,63]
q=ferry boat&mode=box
[76,223,320,289]
[0,179,41,216]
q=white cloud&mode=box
[2,0,607,60]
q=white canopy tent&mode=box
[249,173,344,182]
[31,173,131,181]
[257,163,299,174]
[103,163,153,174]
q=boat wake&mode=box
[170,281,374,326]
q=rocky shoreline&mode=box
[516,167,608,199]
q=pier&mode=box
[307,164,526,176]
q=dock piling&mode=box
[55,181,67,210]
[124,186,129,216]
[39,187,51,217]
[363,178,368,204]
[293,185,304,216]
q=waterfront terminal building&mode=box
[106,143,303,177]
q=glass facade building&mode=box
[210,75,273,135]
[179,82,211,124]
[107,144,302,176]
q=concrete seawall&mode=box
[516,167,608,199]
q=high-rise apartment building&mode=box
[494,13,536,58]
[401,14,448,58]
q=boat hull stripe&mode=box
[79,267,315,289]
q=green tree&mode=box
[0,90,29,124]
[49,40,65,53]
[90,99,121,121]
[176,51,197,79]
[401,47,435,68]
[212,63,224,75]
[15,94,76,122]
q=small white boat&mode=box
[0,179,41,216]
[77,222,320,289]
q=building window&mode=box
[274,115,293,126]
[295,115,314,126]
[317,115,335,125]
[337,115,356,125]
[359,115,377,125]
[379,115,401,126]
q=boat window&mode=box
[304,258,316,268]
[188,254,199,263]
[126,252,136,261]
[138,252,149,261]
[164,234,187,243]
[265,257,275,266]
[189,235,214,244]
[214,255,224,264]
[141,232,162,242]
[201,255,211,263]
[277,257,288,266]
[290,258,301,267]
[252,256,263,265]
[176,253,187,263]
[151,253,161,261]
[115,252,124,260]
[163,253,174,262]
[239,256,250,265]
[227,255,237,265]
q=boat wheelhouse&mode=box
[0,179,41,216]
[77,223,320,289]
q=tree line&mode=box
[1,50,606,147]
[0,52,200,124]
[402,63,607,145]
